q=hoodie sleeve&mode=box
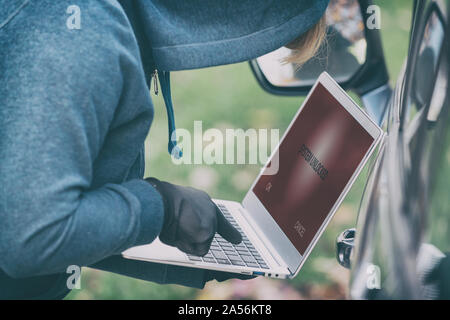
[0,1,164,278]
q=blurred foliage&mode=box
[67,0,412,300]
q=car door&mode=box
[348,0,450,299]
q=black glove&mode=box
[146,178,242,256]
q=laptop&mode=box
[122,72,384,279]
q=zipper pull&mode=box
[152,69,159,95]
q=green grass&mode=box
[67,0,413,300]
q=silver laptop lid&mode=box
[242,72,383,275]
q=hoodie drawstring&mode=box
[153,70,183,159]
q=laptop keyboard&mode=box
[186,203,269,269]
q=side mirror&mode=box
[250,0,389,98]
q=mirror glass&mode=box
[256,0,367,88]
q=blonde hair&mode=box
[283,15,327,67]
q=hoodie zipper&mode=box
[152,69,159,95]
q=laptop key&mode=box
[245,262,259,268]
[216,258,230,265]
[230,260,246,266]
[241,255,257,263]
[187,255,202,262]
[212,251,228,260]
[252,253,263,260]
[202,257,216,263]
[225,254,241,261]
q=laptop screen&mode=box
[253,83,375,255]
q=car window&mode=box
[406,10,445,125]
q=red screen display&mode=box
[253,83,374,255]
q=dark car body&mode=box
[349,0,450,299]
[250,0,450,299]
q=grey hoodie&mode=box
[0,0,328,298]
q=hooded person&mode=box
[0,0,329,299]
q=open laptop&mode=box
[122,72,384,279]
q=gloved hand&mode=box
[146,178,242,256]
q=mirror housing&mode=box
[249,0,389,97]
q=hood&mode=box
[122,0,329,71]
[119,0,329,158]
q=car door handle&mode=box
[336,228,355,269]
